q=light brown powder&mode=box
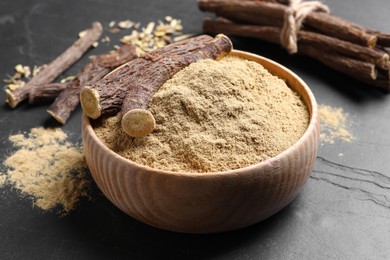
[94,56,309,173]
[0,174,6,188]
[319,105,354,144]
[3,127,89,213]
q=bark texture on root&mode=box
[28,83,68,104]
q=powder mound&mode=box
[3,127,89,214]
[94,56,309,173]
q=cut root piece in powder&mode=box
[2,127,90,214]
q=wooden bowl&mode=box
[82,50,320,233]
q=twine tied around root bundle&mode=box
[280,0,330,54]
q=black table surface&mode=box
[1,0,389,259]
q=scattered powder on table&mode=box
[94,56,309,173]
[0,174,6,188]
[318,104,354,144]
[2,127,89,214]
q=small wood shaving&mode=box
[170,19,178,28]
[3,78,14,84]
[23,66,31,78]
[14,64,31,78]
[108,28,121,34]
[108,21,116,28]
[102,36,110,43]
[118,20,135,29]
[15,64,24,74]
[78,30,87,38]
[60,75,76,83]
[7,81,25,91]
[144,22,155,35]
[32,65,43,77]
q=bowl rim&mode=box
[83,49,318,177]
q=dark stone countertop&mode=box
[0,0,389,259]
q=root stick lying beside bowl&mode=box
[81,43,319,233]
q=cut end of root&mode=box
[214,34,233,60]
[5,89,17,108]
[368,35,377,49]
[80,87,101,119]
[377,54,389,69]
[371,68,378,80]
[121,109,156,137]
[47,109,65,125]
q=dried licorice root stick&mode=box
[198,0,377,48]
[80,35,214,119]
[303,12,377,49]
[6,22,103,108]
[366,30,390,47]
[203,18,387,67]
[298,31,389,69]
[203,18,389,88]
[120,34,233,137]
[28,83,68,104]
[46,44,137,124]
[299,44,377,81]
